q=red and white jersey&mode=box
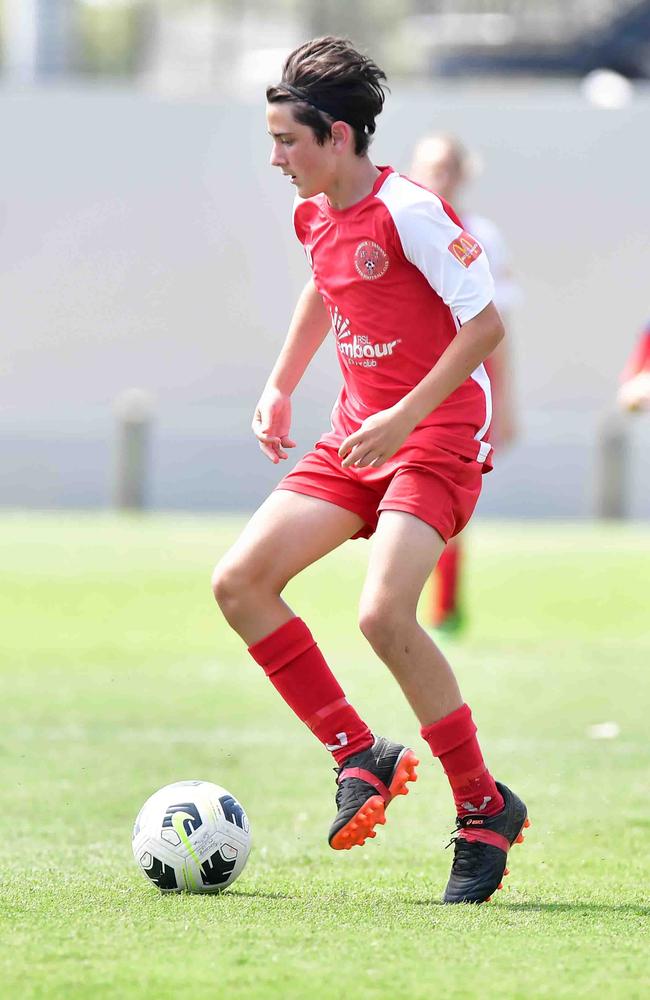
[293,165,496,466]
[621,326,650,382]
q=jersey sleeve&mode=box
[378,179,495,324]
[292,195,308,245]
[293,196,318,271]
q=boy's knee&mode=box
[359,603,396,656]
[211,552,281,626]
[211,558,249,612]
[359,595,418,659]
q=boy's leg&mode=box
[212,489,418,848]
[213,489,364,645]
[212,490,372,762]
[359,510,465,724]
[360,510,528,903]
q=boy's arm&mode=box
[339,303,504,467]
[393,303,504,426]
[485,330,517,448]
[253,278,331,463]
[340,192,503,468]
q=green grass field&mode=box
[2,513,649,999]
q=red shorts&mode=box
[275,441,484,542]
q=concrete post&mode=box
[2,0,74,83]
[594,411,628,519]
[113,388,155,511]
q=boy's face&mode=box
[266,102,335,199]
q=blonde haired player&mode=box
[410,133,520,632]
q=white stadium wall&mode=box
[1,81,649,517]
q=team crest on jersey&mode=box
[354,240,389,281]
[448,231,482,268]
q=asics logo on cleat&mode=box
[443,782,529,904]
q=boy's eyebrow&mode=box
[267,130,295,138]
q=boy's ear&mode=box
[331,121,353,150]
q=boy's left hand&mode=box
[339,407,413,468]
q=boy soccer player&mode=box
[212,37,529,904]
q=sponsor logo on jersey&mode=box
[338,334,400,362]
[331,305,351,340]
[354,240,390,280]
[448,231,482,268]
[329,305,400,367]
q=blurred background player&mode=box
[618,318,650,412]
[409,134,521,633]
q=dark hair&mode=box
[266,36,388,156]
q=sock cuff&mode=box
[248,617,316,676]
[420,703,476,757]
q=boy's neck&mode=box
[325,158,381,211]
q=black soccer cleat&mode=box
[328,736,419,850]
[443,781,530,904]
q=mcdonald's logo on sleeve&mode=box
[448,231,483,268]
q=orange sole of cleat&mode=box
[478,818,530,904]
[329,749,419,851]
[514,816,530,846]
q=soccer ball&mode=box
[132,779,251,893]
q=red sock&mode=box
[248,617,373,765]
[421,703,504,821]
[431,539,462,625]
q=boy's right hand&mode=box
[252,387,297,463]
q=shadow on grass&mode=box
[495,901,650,917]
[226,889,296,901]
[225,884,650,915]
[407,899,650,917]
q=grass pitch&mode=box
[1,513,649,999]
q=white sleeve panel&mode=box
[377,174,495,324]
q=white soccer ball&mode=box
[132,780,251,893]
